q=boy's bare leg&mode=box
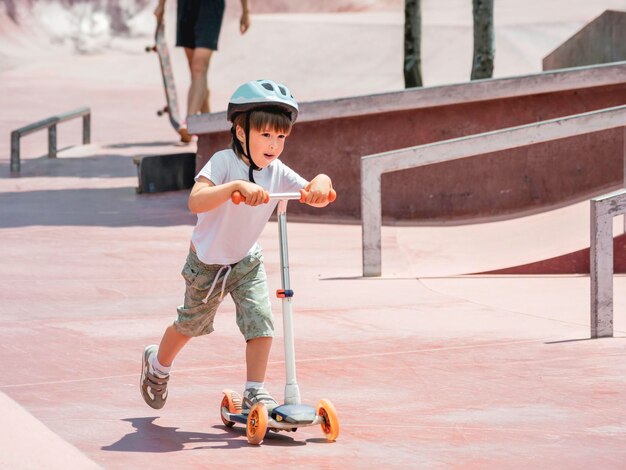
[246,337,273,382]
[184,47,213,117]
[157,325,192,367]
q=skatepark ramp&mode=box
[361,105,626,277]
[190,62,626,223]
[10,106,91,173]
[543,10,626,70]
[0,391,100,469]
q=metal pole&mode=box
[277,200,301,405]
[10,131,20,173]
[278,202,291,291]
[590,200,614,338]
[48,124,57,159]
[362,159,382,276]
[83,113,91,145]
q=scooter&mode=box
[220,189,339,445]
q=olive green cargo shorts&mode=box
[174,246,274,341]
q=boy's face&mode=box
[236,125,289,169]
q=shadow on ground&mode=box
[3,154,140,179]
[101,417,307,452]
[0,186,195,228]
[1,140,193,179]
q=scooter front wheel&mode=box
[246,403,268,445]
[317,399,340,441]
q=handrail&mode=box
[361,105,626,276]
[10,107,91,173]
[590,188,626,338]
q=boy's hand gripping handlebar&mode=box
[231,189,337,205]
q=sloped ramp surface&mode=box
[479,232,626,274]
[382,200,626,277]
[0,392,101,469]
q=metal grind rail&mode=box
[590,189,626,338]
[361,105,626,277]
[10,107,91,173]
[361,105,626,339]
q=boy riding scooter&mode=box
[141,80,337,444]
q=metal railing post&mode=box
[48,124,57,159]
[590,199,614,338]
[10,131,20,173]
[9,107,90,172]
[590,189,626,338]
[83,113,91,145]
[623,126,626,233]
[361,159,383,276]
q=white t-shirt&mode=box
[191,149,308,265]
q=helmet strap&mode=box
[231,112,264,183]
[244,113,260,182]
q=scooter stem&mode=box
[231,190,335,405]
[276,199,301,405]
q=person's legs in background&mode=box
[184,46,213,117]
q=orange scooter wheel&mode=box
[220,389,242,428]
[317,399,340,441]
[246,403,269,445]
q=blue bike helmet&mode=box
[228,79,299,123]
[228,80,299,183]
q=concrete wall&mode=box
[192,63,626,224]
[543,10,626,71]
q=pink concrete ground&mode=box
[1,143,626,468]
[2,2,626,468]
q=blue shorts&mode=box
[176,0,225,50]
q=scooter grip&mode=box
[231,190,270,205]
[299,188,337,203]
[231,191,243,205]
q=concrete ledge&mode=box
[0,391,100,469]
[191,62,626,223]
[189,62,626,134]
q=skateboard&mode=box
[146,22,191,143]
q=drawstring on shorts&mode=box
[202,265,233,304]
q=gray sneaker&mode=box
[140,345,169,409]
[242,387,278,413]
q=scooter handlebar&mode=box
[231,189,336,205]
[231,191,269,205]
